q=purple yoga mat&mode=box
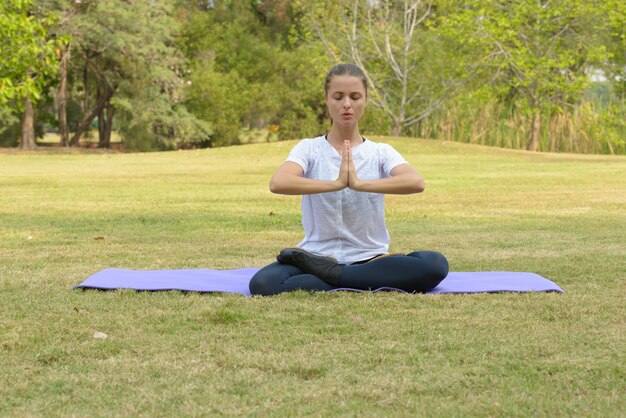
[75,268,563,295]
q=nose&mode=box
[342,96,351,109]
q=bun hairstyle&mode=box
[324,63,368,98]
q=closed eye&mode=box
[333,93,362,100]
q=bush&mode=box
[0,108,19,147]
[121,124,176,152]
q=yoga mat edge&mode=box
[75,268,563,295]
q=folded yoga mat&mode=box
[75,268,563,295]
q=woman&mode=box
[249,63,448,296]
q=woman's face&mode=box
[326,75,366,128]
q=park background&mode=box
[1,1,625,417]
[1,0,625,153]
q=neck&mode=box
[327,124,362,147]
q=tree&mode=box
[0,0,58,149]
[179,0,328,145]
[439,0,610,151]
[60,0,209,148]
[604,0,626,97]
[304,0,462,136]
[35,0,76,147]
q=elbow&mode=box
[269,176,284,194]
[414,179,425,194]
[269,178,279,194]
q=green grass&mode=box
[0,137,624,416]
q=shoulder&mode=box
[291,136,325,156]
[287,136,325,165]
[364,139,407,175]
[293,135,325,149]
[362,139,399,157]
[370,139,395,151]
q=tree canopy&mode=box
[0,0,624,153]
[0,0,58,105]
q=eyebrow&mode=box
[331,91,363,95]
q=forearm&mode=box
[351,174,425,194]
[270,175,344,195]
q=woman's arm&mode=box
[349,158,425,195]
[269,157,349,195]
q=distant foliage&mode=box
[0,0,58,105]
[414,93,626,154]
[436,0,613,151]
[303,0,463,136]
[178,1,329,146]
[0,0,624,153]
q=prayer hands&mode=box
[346,141,362,190]
[336,140,350,188]
[335,140,362,191]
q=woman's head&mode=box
[324,64,368,127]
[324,64,368,98]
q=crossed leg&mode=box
[249,251,448,296]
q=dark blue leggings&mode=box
[249,251,449,296]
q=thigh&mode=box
[406,251,449,270]
[341,252,448,292]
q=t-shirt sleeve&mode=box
[285,139,311,173]
[380,143,408,177]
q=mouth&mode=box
[341,113,352,117]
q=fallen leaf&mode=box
[268,211,275,217]
[93,236,105,241]
[26,236,33,240]
[93,332,108,339]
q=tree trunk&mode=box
[97,88,105,147]
[19,98,37,150]
[97,107,105,147]
[81,63,89,116]
[526,111,541,151]
[57,47,70,147]
[99,101,115,148]
[71,63,90,147]
[105,104,115,147]
[391,119,402,137]
[70,90,113,146]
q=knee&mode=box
[249,268,278,296]
[249,262,298,296]
[408,251,449,281]
[430,252,449,281]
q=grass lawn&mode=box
[0,137,624,416]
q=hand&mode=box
[335,140,350,190]
[346,141,363,190]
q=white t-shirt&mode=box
[286,135,407,264]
